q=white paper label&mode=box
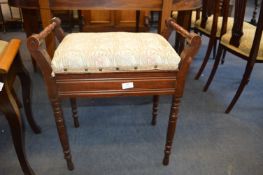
[122,82,134,89]
[0,82,3,92]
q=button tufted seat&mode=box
[51,32,181,73]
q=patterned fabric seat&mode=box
[195,16,233,37]
[51,32,181,73]
[221,23,263,60]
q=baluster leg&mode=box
[151,95,159,125]
[163,96,181,165]
[51,98,74,170]
[70,98,79,128]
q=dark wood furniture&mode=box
[203,0,263,113]
[0,39,41,175]
[8,0,202,58]
[0,1,23,32]
[27,17,201,171]
[80,10,150,32]
[194,0,231,80]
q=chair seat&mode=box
[51,32,181,73]
[221,22,263,60]
[195,16,235,37]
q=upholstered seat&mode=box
[195,17,235,37]
[196,16,255,37]
[221,24,263,60]
[51,32,181,73]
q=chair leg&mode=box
[11,87,22,108]
[195,38,216,80]
[213,39,218,60]
[221,49,227,64]
[151,95,159,125]
[70,98,79,128]
[135,10,140,32]
[203,45,224,92]
[174,32,180,52]
[50,98,74,170]
[16,56,41,134]
[0,84,36,175]
[225,62,254,113]
[163,96,181,166]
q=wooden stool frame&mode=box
[27,17,201,170]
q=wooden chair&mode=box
[27,17,201,170]
[203,0,263,113]
[194,0,234,79]
[0,39,41,175]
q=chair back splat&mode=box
[27,17,201,170]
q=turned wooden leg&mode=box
[203,45,224,92]
[225,62,254,113]
[195,38,216,80]
[0,84,36,175]
[50,98,74,170]
[163,96,181,166]
[70,98,79,128]
[16,56,41,133]
[151,95,159,125]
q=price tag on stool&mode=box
[122,82,134,89]
[0,82,4,92]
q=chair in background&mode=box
[203,0,263,113]
[0,0,23,32]
[27,17,201,170]
[0,39,41,175]
[194,0,234,80]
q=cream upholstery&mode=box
[195,16,235,37]
[220,23,263,60]
[51,32,181,73]
[0,40,8,55]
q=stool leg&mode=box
[16,56,41,134]
[163,96,180,166]
[70,98,79,128]
[51,98,74,170]
[0,84,36,175]
[151,95,159,125]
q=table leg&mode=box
[174,11,192,53]
[21,9,39,72]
